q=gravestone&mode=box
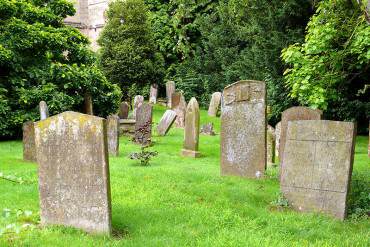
[166,81,176,108]
[84,92,93,115]
[118,102,129,119]
[133,95,144,119]
[119,119,136,136]
[275,122,281,158]
[157,110,177,136]
[267,125,275,165]
[107,115,119,156]
[34,111,112,234]
[208,92,222,117]
[281,120,356,220]
[200,123,216,136]
[221,80,266,178]
[149,84,158,104]
[182,97,200,157]
[134,103,153,146]
[23,121,37,162]
[39,101,49,120]
[171,92,186,128]
[279,107,323,166]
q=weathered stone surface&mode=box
[134,103,153,146]
[200,123,216,136]
[39,101,49,120]
[34,111,112,234]
[118,102,129,119]
[149,84,158,104]
[84,92,93,115]
[182,97,200,157]
[107,115,119,156]
[279,107,322,166]
[267,125,275,165]
[275,122,281,158]
[23,121,36,162]
[166,81,176,108]
[171,92,186,128]
[281,120,356,220]
[208,92,222,117]
[119,119,136,136]
[133,95,144,119]
[221,80,266,178]
[157,110,177,136]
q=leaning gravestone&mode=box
[279,106,322,166]
[281,120,356,220]
[149,84,158,104]
[182,97,200,157]
[107,115,119,156]
[221,80,266,178]
[133,95,144,119]
[157,110,177,136]
[134,103,153,146]
[171,92,186,128]
[118,102,129,119]
[39,101,49,120]
[275,122,281,158]
[34,111,112,234]
[208,92,222,117]
[267,125,275,165]
[166,81,176,108]
[23,121,37,162]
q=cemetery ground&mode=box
[0,106,369,246]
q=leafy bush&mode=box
[129,147,158,166]
[348,172,370,220]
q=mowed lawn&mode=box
[0,105,369,247]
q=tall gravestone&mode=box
[279,107,322,166]
[34,111,112,234]
[134,103,153,146]
[133,95,144,119]
[149,84,158,104]
[281,120,356,219]
[23,121,37,162]
[208,92,222,117]
[84,92,93,115]
[275,121,281,158]
[107,115,119,156]
[157,110,177,136]
[166,81,175,108]
[39,101,49,120]
[118,102,129,119]
[182,97,200,157]
[267,125,275,165]
[171,92,186,128]
[221,80,266,178]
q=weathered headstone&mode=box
[149,84,158,104]
[279,107,323,166]
[119,119,136,136]
[171,92,186,128]
[133,95,144,119]
[157,110,177,136]
[134,103,153,146]
[107,115,119,156]
[84,92,93,115]
[275,121,281,158]
[208,92,222,117]
[281,120,356,220]
[34,111,112,234]
[39,101,49,120]
[182,97,200,157]
[23,121,36,162]
[200,123,216,136]
[118,102,129,119]
[221,80,266,178]
[267,125,275,165]
[166,81,175,108]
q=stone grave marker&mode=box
[166,81,175,108]
[182,97,200,157]
[281,120,356,219]
[275,121,281,158]
[134,103,153,146]
[157,110,177,136]
[208,92,222,117]
[221,80,266,178]
[34,111,112,234]
[133,95,144,119]
[39,101,49,120]
[23,121,37,162]
[84,92,93,115]
[200,123,216,136]
[149,84,158,104]
[171,92,186,128]
[107,115,119,156]
[267,125,275,165]
[118,102,129,119]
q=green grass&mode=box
[0,105,369,246]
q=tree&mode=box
[98,0,165,99]
[0,0,121,139]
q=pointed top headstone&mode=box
[182,97,200,158]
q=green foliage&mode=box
[98,0,165,99]
[282,0,370,129]
[0,0,122,138]
[348,171,370,220]
[129,146,158,166]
